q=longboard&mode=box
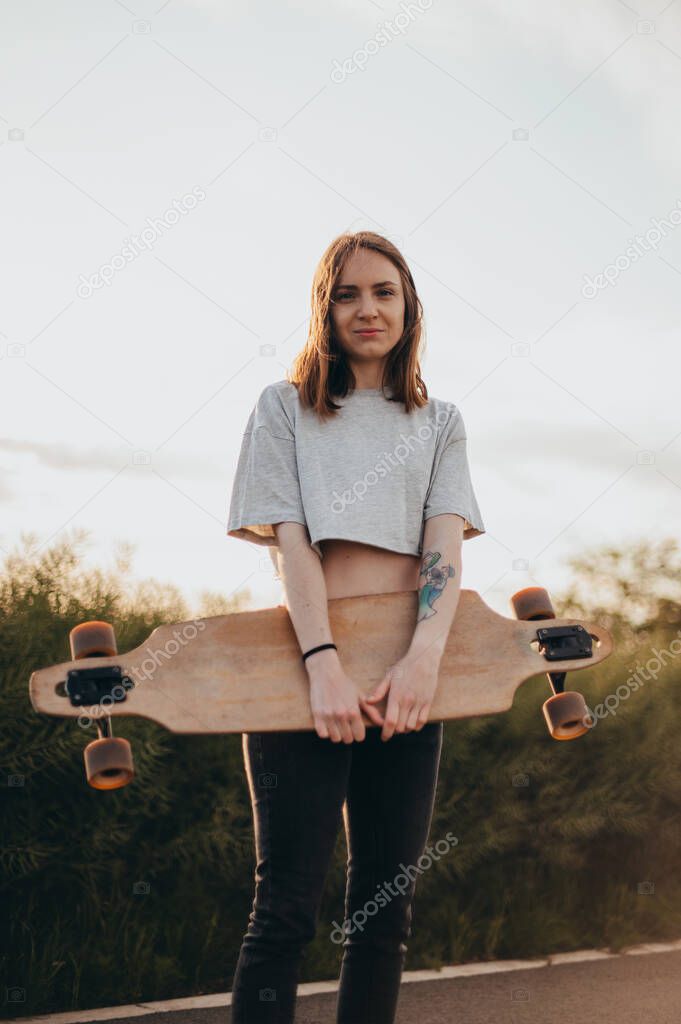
[28,587,613,789]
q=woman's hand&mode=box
[361,647,442,741]
[306,651,369,743]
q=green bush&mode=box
[2,532,681,1013]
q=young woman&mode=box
[226,231,485,1023]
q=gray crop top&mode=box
[226,380,485,559]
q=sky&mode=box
[1,0,680,618]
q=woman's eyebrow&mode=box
[335,280,398,289]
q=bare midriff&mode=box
[268,537,422,603]
[317,538,421,600]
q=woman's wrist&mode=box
[302,642,337,663]
[304,645,341,676]
[407,637,445,667]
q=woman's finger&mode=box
[405,702,422,731]
[358,696,384,727]
[414,704,431,731]
[364,675,391,703]
[395,697,415,734]
[381,693,402,741]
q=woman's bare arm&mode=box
[408,513,465,664]
[272,522,368,743]
[272,522,338,667]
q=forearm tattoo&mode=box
[417,549,456,621]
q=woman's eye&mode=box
[336,289,394,300]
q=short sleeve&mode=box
[423,407,485,540]
[227,385,308,547]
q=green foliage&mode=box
[2,532,681,1013]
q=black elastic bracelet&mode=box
[302,643,337,663]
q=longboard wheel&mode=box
[542,691,590,741]
[510,586,555,621]
[70,620,117,659]
[84,737,134,790]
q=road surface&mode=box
[14,945,681,1024]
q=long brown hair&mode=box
[287,232,428,420]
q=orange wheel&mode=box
[510,586,555,621]
[70,620,117,659]
[542,691,591,741]
[84,737,134,790]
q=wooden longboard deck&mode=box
[29,589,612,733]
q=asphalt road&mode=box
[50,948,681,1024]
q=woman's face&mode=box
[329,249,406,376]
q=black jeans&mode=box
[230,720,444,1024]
